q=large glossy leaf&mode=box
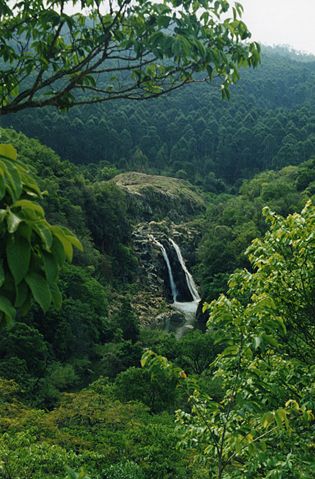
[0,144,17,161]
[33,220,53,250]
[51,225,73,261]
[59,225,83,251]
[51,236,66,266]
[25,272,52,312]
[0,160,22,201]
[6,235,31,284]
[0,295,16,327]
[13,199,45,218]
[7,211,22,233]
[42,252,58,284]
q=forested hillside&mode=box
[2,48,315,188]
[0,122,314,477]
[196,158,315,299]
[0,1,314,474]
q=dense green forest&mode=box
[1,127,315,478]
[2,47,315,188]
[0,2,314,476]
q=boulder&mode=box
[112,172,205,223]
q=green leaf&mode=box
[51,226,73,261]
[274,409,287,428]
[17,222,32,242]
[19,170,41,197]
[7,211,22,233]
[25,272,52,312]
[59,225,83,251]
[50,282,62,310]
[221,345,239,357]
[13,199,45,218]
[0,209,7,222]
[15,281,28,308]
[0,295,16,327]
[0,144,17,161]
[261,334,279,349]
[6,235,31,284]
[253,336,262,350]
[51,237,66,267]
[0,262,4,288]
[42,252,58,284]
[33,221,53,250]
[262,412,274,429]
[1,160,22,201]
[275,316,287,335]
[66,233,83,252]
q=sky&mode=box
[240,0,315,55]
[63,0,315,55]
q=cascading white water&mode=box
[169,238,200,302]
[152,238,178,302]
[152,236,200,338]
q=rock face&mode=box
[131,220,202,326]
[112,171,204,328]
[112,172,205,222]
[154,310,186,333]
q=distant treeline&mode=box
[2,47,315,191]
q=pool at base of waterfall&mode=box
[173,300,199,314]
[173,300,199,338]
[152,235,200,338]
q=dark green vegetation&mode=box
[145,201,315,478]
[0,46,314,479]
[2,48,315,189]
[0,140,83,328]
[196,158,315,299]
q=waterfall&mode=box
[152,238,178,302]
[152,235,200,338]
[169,238,200,302]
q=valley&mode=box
[0,18,314,478]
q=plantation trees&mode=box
[0,0,260,323]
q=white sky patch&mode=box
[11,0,313,55]
[241,0,315,55]
[63,0,315,55]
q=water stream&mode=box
[169,238,200,302]
[153,236,200,338]
[153,238,178,301]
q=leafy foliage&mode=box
[176,202,315,478]
[0,143,82,327]
[0,0,259,114]
[0,131,140,405]
[196,160,315,299]
[3,48,315,190]
[0,378,195,479]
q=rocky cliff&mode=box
[112,172,205,222]
[112,172,204,329]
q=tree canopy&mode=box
[144,201,315,478]
[3,48,314,191]
[0,0,260,114]
[0,143,82,328]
